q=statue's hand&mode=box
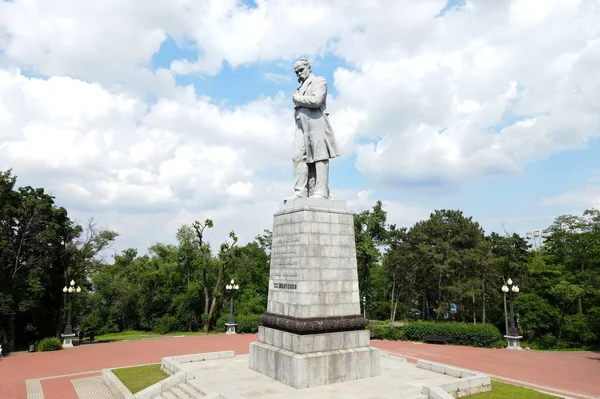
[292,93,300,104]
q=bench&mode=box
[425,335,447,344]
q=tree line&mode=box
[1,170,598,350]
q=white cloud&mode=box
[1,0,599,252]
[543,173,600,209]
[0,69,291,220]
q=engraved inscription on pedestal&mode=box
[249,197,379,388]
[261,198,366,332]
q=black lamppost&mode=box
[225,279,239,335]
[61,279,81,347]
[362,296,366,319]
[501,278,522,350]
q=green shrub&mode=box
[367,323,405,340]
[404,321,502,347]
[37,337,63,351]
[236,314,261,333]
[153,315,178,335]
[98,321,120,336]
[213,313,229,332]
[533,333,556,349]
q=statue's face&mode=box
[294,63,311,83]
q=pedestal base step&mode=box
[248,341,380,389]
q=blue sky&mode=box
[0,0,598,253]
[147,34,598,237]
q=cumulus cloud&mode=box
[0,0,598,252]
[0,69,290,219]
[543,172,600,209]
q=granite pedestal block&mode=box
[249,334,380,389]
[504,335,523,350]
[249,198,380,388]
[61,333,76,348]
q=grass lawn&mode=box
[519,340,597,352]
[95,329,207,342]
[112,364,168,394]
[467,380,559,398]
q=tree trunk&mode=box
[481,279,486,323]
[472,290,476,324]
[577,298,583,315]
[390,279,396,322]
[202,285,210,333]
[437,276,442,320]
[10,314,16,351]
[557,314,565,349]
[207,295,218,333]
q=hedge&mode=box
[404,321,502,347]
[236,314,260,333]
[367,323,405,340]
[213,313,260,333]
[37,337,63,351]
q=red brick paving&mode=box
[0,334,256,399]
[1,334,598,399]
[372,340,600,398]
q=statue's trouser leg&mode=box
[292,127,308,197]
[314,159,329,198]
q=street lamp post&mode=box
[362,296,366,319]
[61,279,81,348]
[224,279,239,335]
[501,278,522,350]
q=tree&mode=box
[354,201,389,314]
[0,170,87,349]
[192,219,239,333]
[405,210,487,321]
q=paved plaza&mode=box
[0,334,597,399]
[155,353,456,398]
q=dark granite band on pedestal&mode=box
[259,312,369,335]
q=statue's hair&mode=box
[295,58,311,69]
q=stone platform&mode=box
[249,327,379,388]
[143,352,471,399]
[249,197,379,388]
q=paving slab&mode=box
[1,333,597,398]
[372,340,600,399]
[182,353,453,399]
[71,375,113,399]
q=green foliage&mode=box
[214,313,229,332]
[98,321,120,336]
[153,315,179,335]
[235,314,261,333]
[2,167,600,351]
[36,337,62,351]
[367,323,405,340]
[404,321,502,347]
[514,293,558,339]
[535,333,557,349]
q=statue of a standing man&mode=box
[289,58,340,199]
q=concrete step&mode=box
[180,381,205,397]
[162,391,178,399]
[187,379,210,396]
[170,386,194,398]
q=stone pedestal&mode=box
[61,333,76,348]
[248,197,380,388]
[504,335,523,350]
[225,323,237,335]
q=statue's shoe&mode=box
[310,193,328,199]
[284,193,306,201]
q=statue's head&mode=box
[293,58,312,83]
